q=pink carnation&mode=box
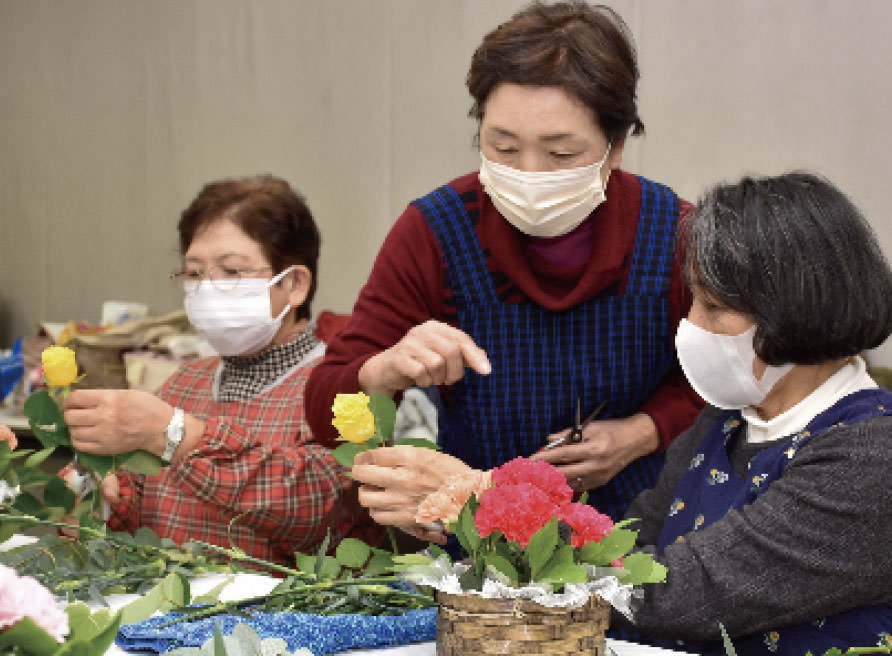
[557,503,614,548]
[0,563,69,642]
[416,470,492,525]
[474,482,558,548]
[0,426,17,452]
[491,457,573,506]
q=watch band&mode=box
[162,407,185,463]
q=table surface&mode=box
[2,535,685,656]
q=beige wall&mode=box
[2,0,891,364]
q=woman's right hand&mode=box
[352,445,474,544]
[357,320,491,397]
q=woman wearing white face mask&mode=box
[616,173,892,652]
[308,2,701,543]
[62,175,377,565]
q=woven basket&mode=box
[436,591,610,655]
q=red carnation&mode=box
[474,482,557,548]
[557,503,614,548]
[491,457,573,506]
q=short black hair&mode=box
[685,172,892,365]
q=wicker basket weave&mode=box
[436,591,610,655]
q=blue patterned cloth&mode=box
[657,388,892,654]
[116,607,438,654]
[413,177,680,522]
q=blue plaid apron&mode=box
[412,176,680,522]
[656,388,892,654]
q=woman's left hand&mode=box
[531,412,660,492]
[63,389,172,456]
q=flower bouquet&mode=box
[395,457,667,655]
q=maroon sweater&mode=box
[306,170,703,449]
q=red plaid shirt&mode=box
[109,348,380,566]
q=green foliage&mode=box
[166,623,312,656]
[0,606,122,656]
[369,393,396,446]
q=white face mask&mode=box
[184,266,295,356]
[478,146,611,238]
[675,319,794,410]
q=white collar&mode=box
[741,356,877,444]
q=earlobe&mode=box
[608,137,626,170]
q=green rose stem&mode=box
[3,514,433,623]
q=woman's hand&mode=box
[63,389,173,456]
[531,412,660,492]
[352,445,474,544]
[358,320,491,397]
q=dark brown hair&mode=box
[466,1,644,144]
[177,174,321,321]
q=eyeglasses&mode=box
[170,265,273,295]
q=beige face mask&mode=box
[478,146,611,238]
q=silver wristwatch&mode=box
[162,407,185,463]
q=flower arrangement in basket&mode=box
[395,457,667,656]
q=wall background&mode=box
[2,0,891,364]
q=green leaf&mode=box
[192,576,235,605]
[331,442,365,468]
[718,622,738,655]
[42,476,76,513]
[482,554,518,585]
[0,520,20,543]
[134,525,163,547]
[24,446,57,469]
[392,437,441,450]
[161,572,190,609]
[335,538,371,569]
[66,602,119,643]
[525,516,558,580]
[214,622,227,656]
[577,527,637,566]
[11,490,44,515]
[453,500,481,555]
[316,555,342,580]
[616,552,668,585]
[390,553,434,570]
[0,616,62,655]
[24,390,71,449]
[72,450,114,477]
[364,552,394,577]
[119,450,163,476]
[369,393,396,443]
[537,544,587,585]
[294,552,316,575]
[119,581,165,624]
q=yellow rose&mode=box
[331,392,376,444]
[41,346,78,387]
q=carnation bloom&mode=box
[0,563,69,642]
[416,470,492,525]
[0,425,17,452]
[491,457,573,506]
[557,502,614,548]
[41,346,78,387]
[331,392,375,444]
[474,482,557,548]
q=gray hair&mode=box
[685,172,892,365]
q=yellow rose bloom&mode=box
[41,346,78,387]
[331,392,376,444]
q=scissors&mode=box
[544,398,607,450]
